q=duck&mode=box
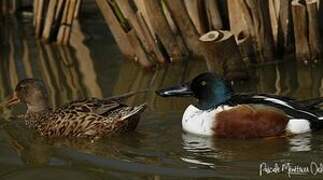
[156,72,323,139]
[2,79,147,139]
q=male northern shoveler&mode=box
[2,79,146,139]
[156,73,323,139]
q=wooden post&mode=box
[95,0,135,58]
[306,0,321,62]
[57,0,70,43]
[96,0,152,67]
[62,0,77,44]
[236,31,256,64]
[116,0,165,63]
[238,0,275,61]
[33,0,39,26]
[74,0,82,19]
[205,0,223,30]
[227,1,249,37]
[164,0,204,57]
[277,0,294,55]
[200,31,248,80]
[268,0,279,46]
[291,0,311,62]
[143,0,187,61]
[55,0,65,20]
[184,0,209,34]
[35,0,46,38]
[42,0,58,41]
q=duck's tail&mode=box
[113,103,147,133]
[297,97,323,109]
[120,103,147,121]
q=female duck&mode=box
[157,73,323,138]
[3,79,146,139]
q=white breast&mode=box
[182,105,233,136]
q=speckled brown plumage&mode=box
[4,79,147,140]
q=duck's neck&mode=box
[197,92,232,110]
[26,101,50,113]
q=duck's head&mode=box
[156,73,233,110]
[4,79,49,112]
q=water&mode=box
[1,7,323,180]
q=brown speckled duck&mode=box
[3,79,147,139]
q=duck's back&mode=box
[27,98,146,139]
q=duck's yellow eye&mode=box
[201,81,207,86]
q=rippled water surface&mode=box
[1,5,323,180]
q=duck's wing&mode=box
[228,94,323,128]
[45,103,147,138]
[58,98,125,116]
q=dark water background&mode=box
[0,3,323,180]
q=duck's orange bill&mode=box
[3,92,20,108]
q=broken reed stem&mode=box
[33,0,81,44]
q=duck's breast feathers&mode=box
[213,105,289,138]
[182,105,233,136]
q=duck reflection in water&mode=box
[180,133,312,168]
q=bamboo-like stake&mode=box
[161,1,178,33]
[57,0,70,43]
[95,0,135,58]
[306,0,321,62]
[164,0,204,57]
[236,31,256,64]
[227,1,249,36]
[291,0,311,62]
[134,0,155,41]
[55,0,65,20]
[96,0,152,67]
[269,0,279,45]
[205,0,223,30]
[143,0,187,61]
[126,29,153,67]
[136,12,167,64]
[33,0,39,26]
[184,0,209,34]
[42,0,58,41]
[116,0,165,63]
[74,0,82,19]
[238,0,274,61]
[62,0,77,44]
[277,0,294,55]
[35,0,46,38]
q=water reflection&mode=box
[288,134,312,152]
[0,17,101,107]
[181,133,314,168]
